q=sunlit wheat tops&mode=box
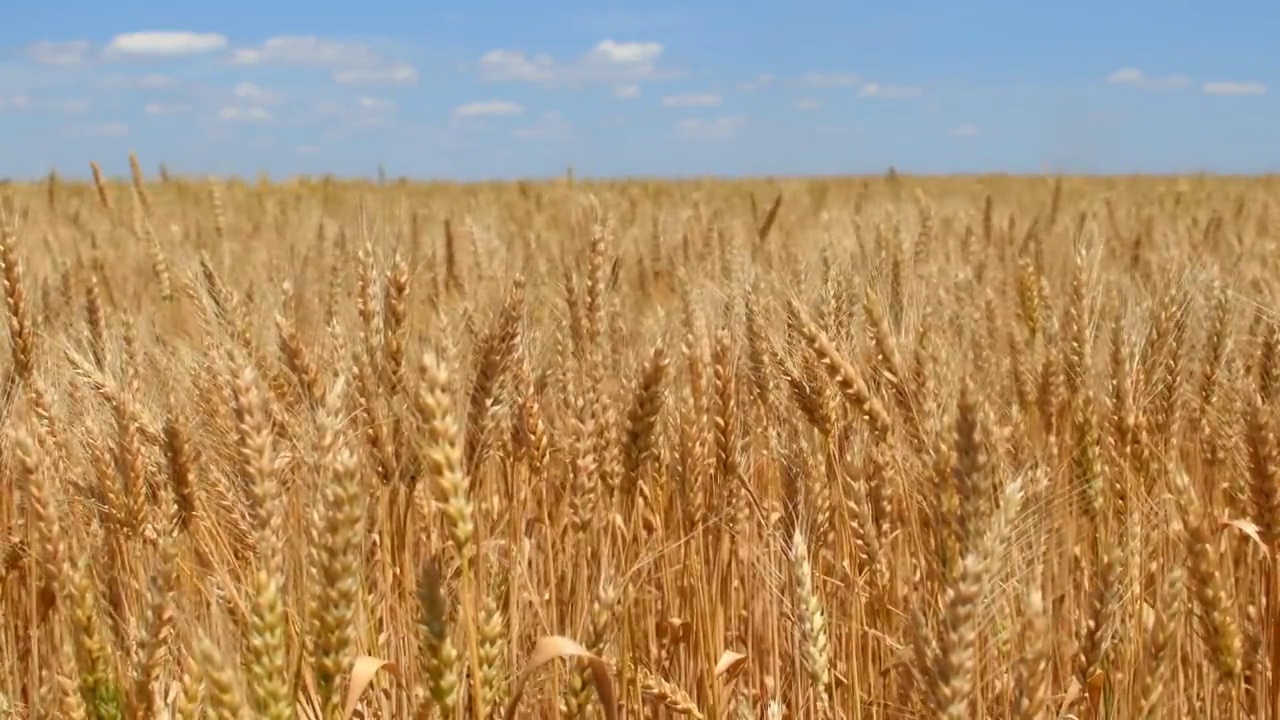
[4,163,1280,720]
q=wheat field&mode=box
[1,160,1279,719]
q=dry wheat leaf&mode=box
[343,655,400,720]
[505,635,617,720]
[715,650,748,678]
[1222,518,1268,554]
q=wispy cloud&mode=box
[54,99,90,114]
[104,31,229,59]
[948,123,979,137]
[234,82,281,104]
[802,72,858,88]
[1203,81,1267,96]
[795,97,823,111]
[0,96,31,111]
[26,41,92,66]
[229,36,373,66]
[477,39,674,89]
[65,122,130,138]
[739,74,774,92]
[675,114,745,140]
[858,83,923,98]
[218,106,272,122]
[145,102,191,115]
[513,111,574,142]
[661,93,721,108]
[296,145,321,156]
[228,35,418,85]
[102,74,181,90]
[614,84,641,99]
[333,66,418,85]
[359,97,397,111]
[453,100,525,117]
[1106,67,1191,90]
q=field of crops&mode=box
[2,161,1280,719]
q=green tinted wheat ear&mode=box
[173,651,205,720]
[197,634,248,720]
[416,350,476,560]
[416,560,461,718]
[64,554,123,719]
[790,527,832,715]
[416,350,486,717]
[475,589,508,719]
[1137,567,1184,719]
[311,445,363,718]
[565,576,619,720]
[231,365,292,720]
[132,531,178,718]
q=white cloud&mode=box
[296,145,321,156]
[55,99,90,114]
[802,72,858,88]
[478,39,672,88]
[0,95,31,111]
[478,50,556,82]
[359,97,397,110]
[229,36,375,66]
[102,74,180,89]
[332,65,418,85]
[1203,81,1267,96]
[228,35,417,85]
[858,83,923,98]
[453,100,525,117]
[795,97,823,111]
[26,40,92,66]
[661,93,722,108]
[1106,67,1191,90]
[739,74,774,91]
[948,123,979,137]
[614,84,641,99]
[675,114,745,140]
[234,82,280,104]
[588,40,662,65]
[145,102,191,115]
[218,106,272,122]
[513,111,574,142]
[105,31,228,58]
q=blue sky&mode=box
[1,0,1277,180]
